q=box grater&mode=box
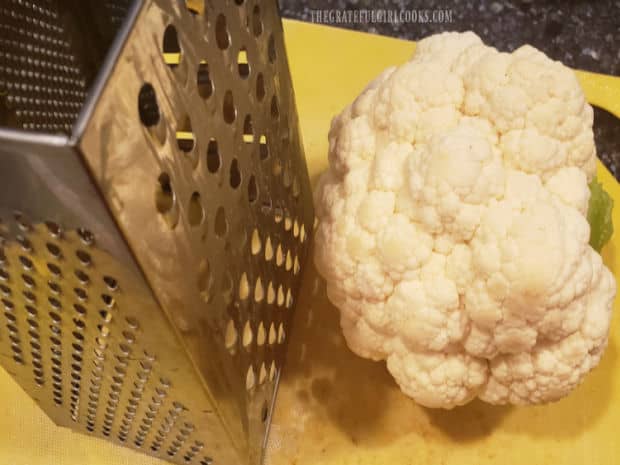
[0,1,313,464]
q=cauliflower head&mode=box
[314,31,616,409]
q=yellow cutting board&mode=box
[1,19,620,465]
[266,20,620,465]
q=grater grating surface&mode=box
[0,1,314,465]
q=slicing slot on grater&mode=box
[0,1,314,465]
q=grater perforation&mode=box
[0,1,313,464]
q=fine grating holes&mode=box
[163,25,182,68]
[248,175,258,202]
[237,47,250,78]
[188,192,204,227]
[214,207,227,237]
[138,83,160,127]
[197,61,214,99]
[206,139,220,173]
[229,159,241,189]
[76,250,92,267]
[215,14,229,49]
[77,228,95,246]
[268,34,276,63]
[223,90,236,124]
[176,116,195,153]
[256,73,265,101]
[252,5,262,36]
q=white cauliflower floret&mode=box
[314,31,616,408]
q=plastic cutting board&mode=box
[0,19,619,465]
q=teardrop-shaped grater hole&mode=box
[176,116,195,153]
[206,139,221,173]
[163,25,181,67]
[237,47,250,78]
[271,96,279,120]
[251,229,261,255]
[138,83,160,127]
[214,207,227,237]
[197,61,213,99]
[215,14,229,49]
[259,135,269,160]
[256,73,265,101]
[188,192,204,227]
[242,321,253,348]
[223,90,236,124]
[243,115,254,143]
[252,5,262,36]
[248,175,258,202]
[229,159,241,189]
[268,34,276,63]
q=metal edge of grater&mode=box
[0,1,314,465]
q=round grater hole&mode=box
[223,90,236,124]
[23,290,36,304]
[237,47,250,78]
[47,263,62,278]
[17,235,33,252]
[197,61,214,99]
[44,221,62,238]
[215,14,229,49]
[75,269,90,285]
[200,459,213,465]
[77,228,95,246]
[74,304,87,316]
[252,5,262,35]
[248,175,258,203]
[0,284,10,296]
[103,276,118,291]
[256,73,265,101]
[0,270,9,282]
[76,250,92,267]
[14,212,31,231]
[206,139,220,173]
[268,34,276,63]
[229,159,241,189]
[138,83,160,127]
[48,281,61,294]
[214,207,227,237]
[163,25,182,68]
[188,192,204,227]
[19,255,33,271]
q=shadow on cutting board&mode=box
[280,242,617,448]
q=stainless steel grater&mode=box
[0,1,313,464]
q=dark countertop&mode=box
[280,0,620,179]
